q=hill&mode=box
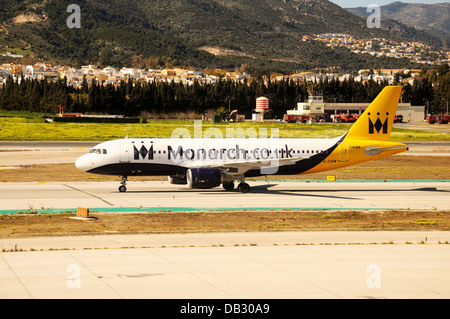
[0,0,425,72]
[347,1,449,48]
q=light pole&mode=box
[423,98,429,116]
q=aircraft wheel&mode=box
[222,181,235,191]
[119,185,127,193]
[238,183,250,193]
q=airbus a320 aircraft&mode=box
[75,85,407,193]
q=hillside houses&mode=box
[286,69,409,85]
[0,60,442,90]
[54,66,220,88]
[311,34,450,66]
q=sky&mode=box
[329,0,449,8]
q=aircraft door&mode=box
[119,140,131,163]
[338,142,348,162]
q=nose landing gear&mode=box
[119,176,127,192]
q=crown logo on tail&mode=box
[368,112,389,134]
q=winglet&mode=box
[344,85,403,141]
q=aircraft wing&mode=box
[196,156,308,176]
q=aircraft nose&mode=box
[75,155,90,172]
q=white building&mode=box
[286,95,325,118]
[286,95,425,123]
[120,67,141,77]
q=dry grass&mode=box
[0,210,449,239]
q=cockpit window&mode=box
[89,149,107,154]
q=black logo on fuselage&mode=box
[134,143,154,160]
[368,112,389,134]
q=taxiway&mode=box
[0,180,449,213]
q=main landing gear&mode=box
[222,181,250,193]
[237,182,250,193]
[237,175,251,193]
[119,176,127,192]
[222,181,235,191]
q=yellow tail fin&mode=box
[344,85,403,141]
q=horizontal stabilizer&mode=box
[365,146,408,156]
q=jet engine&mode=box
[186,168,234,189]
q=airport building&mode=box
[286,95,425,122]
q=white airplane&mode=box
[75,85,408,193]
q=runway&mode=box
[1,231,450,299]
[0,180,449,213]
[0,141,91,165]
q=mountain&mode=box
[0,0,423,72]
[347,1,449,48]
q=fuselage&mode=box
[75,135,406,178]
